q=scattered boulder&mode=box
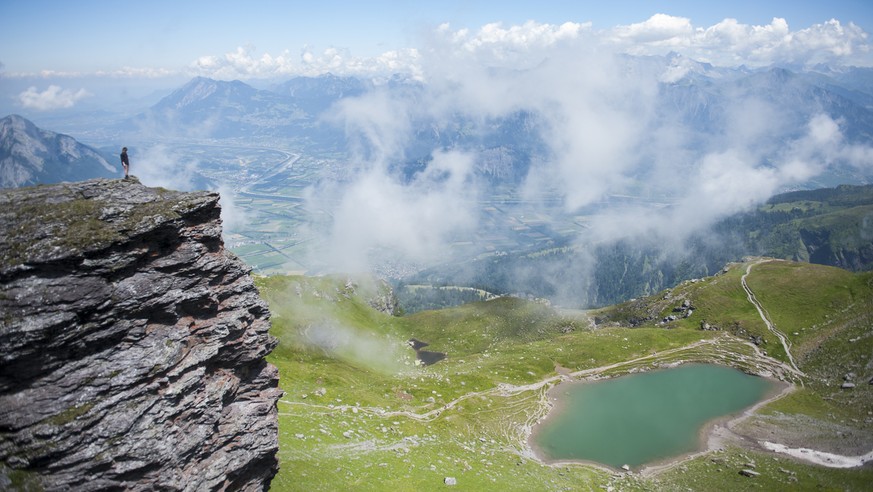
[672,299,695,317]
[444,477,457,486]
[841,382,856,389]
[700,321,719,331]
[407,339,429,350]
[739,469,760,478]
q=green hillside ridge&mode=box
[728,184,873,270]
[396,184,873,314]
[257,259,873,491]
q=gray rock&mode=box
[444,477,457,485]
[841,382,856,389]
[739,469,760,478]
[0,179,281,491]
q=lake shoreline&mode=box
[525,363,792,475]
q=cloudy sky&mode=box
[3,0,873,284]
[2,0,872,79]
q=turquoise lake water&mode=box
[532,364,776,469]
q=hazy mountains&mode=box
[0,114,117,188]
[125,58,873,187]
[127,74,363,142]
[397,183,873,311]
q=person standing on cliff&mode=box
[120,147,130,179]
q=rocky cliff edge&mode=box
[0,177,281,491]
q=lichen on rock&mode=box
[0,177,281,491]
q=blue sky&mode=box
[2,0,872,74]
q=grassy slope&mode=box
[637,260,873,491]
[257,260,873,491]
[738,261,873,446]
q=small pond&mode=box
[531,364,777,469]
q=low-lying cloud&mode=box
[132,145,200,190]
[302,16,873,281]
[307,149,479,273]
[17,85,90,110]
[127,145,245,234]
[299,321,406,374]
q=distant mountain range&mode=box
[121,58,873,188]
[127,74,363,143]
[0,114,117,188]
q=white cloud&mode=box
[25,15,841,82]
[188,44,421,80]
[784,114,873,173]
[583,111,873,246]
[17,85,90,110]
[612,13,695,43]
[4,15,871,83]
[610,15,871,67]
[448,20,588,56]
[327,89,415,163]
[96,67,178,78]
[308,149,479,273]
[214,183,249,234]
[307,17,873,275]
[131,145,200,190]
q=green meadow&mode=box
[257,259,873,491]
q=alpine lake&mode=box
[531,363,779,470]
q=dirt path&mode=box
[278,261,873,472]
[279,337,779,423]
[741,260,804,375]
[281,329,873,471]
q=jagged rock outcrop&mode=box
[0,178,281,491]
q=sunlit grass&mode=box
[258,260,873,491]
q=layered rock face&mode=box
[0,178,281,491]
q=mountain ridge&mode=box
[0,114,117,188]
[131,58,873,185]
